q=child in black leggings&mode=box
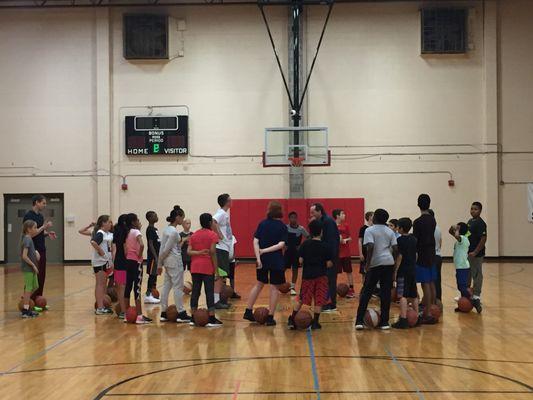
[188,213,222,327]
[124,213,151,324]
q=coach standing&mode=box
[23,195,56,307]
[310,203,340,312]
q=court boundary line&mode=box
[384,344,425,400]
[306,329,321,400]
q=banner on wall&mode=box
[527,183,533,222]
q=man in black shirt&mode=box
[467,201,487,302]
[413,194,437,324]
[23,195,55,305]
[310,203,340,312]
[288,219,333,330]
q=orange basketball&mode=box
[18,298,35,312]
[406,308,419,327]
[166,305,178,322]
[429,304,441,321]
[294,310,313,330]
[183,281,192,295]
[35,296,47,308]
[106,286,118,302]
[253,307,269,324]
[220,284,234,301]
[364,308,381,328]
[337,283,349,297]
[125,306,137,323]
[458,297,473,313]
[278,282,291,294]
[193,309,210,327]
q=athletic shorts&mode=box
[416,265,436,283]
[256,267,285,285]
[146,258,158,276]
[114,270,127,285]
[336,257,352,274]
[93,263,108,274]
[284,251,300,269]
[216,249,230,277]
[299,276,328,306]
[23,271,39,293]
[396,274,418,299]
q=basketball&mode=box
[125,307,137,323]
[364,309,381,328]
[406,308,419,327]
[114,303,122,316]
[294,310,313,330]
[458,297,474,313]
[278,282,291,294]
[151,288,160,299]
[183,281,192,295]
[337,283,349,297]
[35,296,47,308]
[18,299,35,312]
[253,307,269,324]
[193,309,210,327]
[429,304,441,321]
[166,305,178,322]
[220,284,234,301]
[107,286,118,302]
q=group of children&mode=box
[19,193,486,331]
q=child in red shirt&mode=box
[188,213,222,327]
[333,209,355,298]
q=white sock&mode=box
[23,305,30,310]
[214,293,220,302]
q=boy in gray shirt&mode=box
[355,209,398,330]
[21,220,40,318]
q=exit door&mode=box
[4,194,64,264]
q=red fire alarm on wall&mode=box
[121,177,128,191]
[448,179,455,187]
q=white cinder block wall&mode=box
[1,0,532,260]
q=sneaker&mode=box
[322,304,337,313]
[392,318,409,329]
[189,316,196,326]
[346,289,356,299]
[142,315,152,322]
[95,308,108,315]
[176,311,192,323]
[287,316,296,330]
[215,301,230,310]
[243,309,255,322]
[290,288,297,296]
[103,308,113,314]
[135,315,151,324]
[33,306,43,313]
[265,315,276,326]
[118,312,125,319]
[311,321,322,330]
[207,316,223,327]
[472,298,483,314]
[378,324,391,330]
[160,312,168,322]
[230,292,241,299]
[355,322,364,330]
[421,316,438,325]
[21,309,38,318]
[454,307,462,313]
[144,295,160,304]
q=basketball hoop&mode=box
[289,157,304,167]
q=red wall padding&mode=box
[232,198,365,258]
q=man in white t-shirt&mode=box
[213,193,233,309]
[355,208,398,330]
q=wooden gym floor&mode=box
[1,262,533,400]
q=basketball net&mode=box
[289,157,304,167]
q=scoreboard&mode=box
[125,115,188,155]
